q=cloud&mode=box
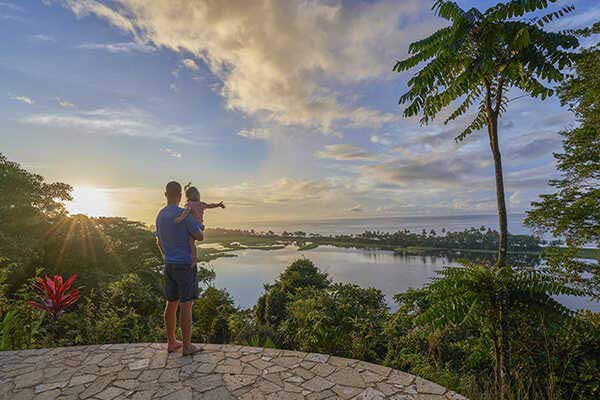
[370,134,393,146]
[181,58,199,71]
[56,0,433,133]
[361,147,489,188]
[237,128,272,141]
[57,0,137,34]
[12,95,34,105]
[510,137,561,160]
[32,34,55,41]
[0,2,23,12]
[160,148,182,158]
[549,6,600,30]
[77,41,156,53]
[208,178,341,207]
[452,197,497,210]
[56,97,75,108]
[314,144,375,161]
[20,108,199,144]
[345,204,364,213]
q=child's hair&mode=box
[185,186,200,202]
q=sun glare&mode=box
[67,186,112,217]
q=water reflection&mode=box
[206,245,598,312]
[207,245,456,311]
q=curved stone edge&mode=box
[0,343,469,400]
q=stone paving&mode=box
[0,343,468,400]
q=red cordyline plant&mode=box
[28,274,81,318]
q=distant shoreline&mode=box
[210,213,531,237]
[198,227,598,263]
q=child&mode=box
[174,185,225,264]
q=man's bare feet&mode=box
[167,341,183,353]
[182,344,203,356]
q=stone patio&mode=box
[0,343,468,399]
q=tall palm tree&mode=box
[394,1,580,397]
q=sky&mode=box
[1,0,598,227]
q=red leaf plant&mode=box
[28,274,81,318]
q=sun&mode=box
[67,186,113,217]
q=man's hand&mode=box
[218,201,226,209]
[174,207,191,224]
[192,229,204,241]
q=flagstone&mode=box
[0,343,464,399]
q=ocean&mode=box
[220,213,532,236]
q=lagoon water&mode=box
[207,214,598,312]
[207,244,599,313]
[208,245,457,311]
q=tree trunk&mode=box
[498,293,510,398]
[487,110,511,398]
[487,115,508,266]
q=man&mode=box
[156,181,204,355]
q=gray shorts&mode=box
[164,263,199,302]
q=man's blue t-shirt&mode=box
[156,205,202,264]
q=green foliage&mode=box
[282,283,389,362]
[527,49,599,245]
[255,258,329,328]
[193,287,237,343]
[526,48,600,299]
[394,0,578,137]
[1,154,599,399]
[0,303,43,350]
[0,153,72,294]
[386,262,596,399]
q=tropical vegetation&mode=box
[0,1,598,400]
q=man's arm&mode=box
[174,207,192,223]
[156,237,164,258]
[184,214,204,241]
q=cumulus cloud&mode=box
[58,0,137,34]
[181,58,199,71]
[55,0,434,133]
[12,95,34,105]
[20,108,197,144]
[315,144,375,161]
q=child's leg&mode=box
[188,236,197,264]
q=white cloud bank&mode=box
[54,0,434,133]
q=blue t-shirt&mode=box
[156,205,202,264]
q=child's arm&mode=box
[174,207,192,223]
[203,201,225,209]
